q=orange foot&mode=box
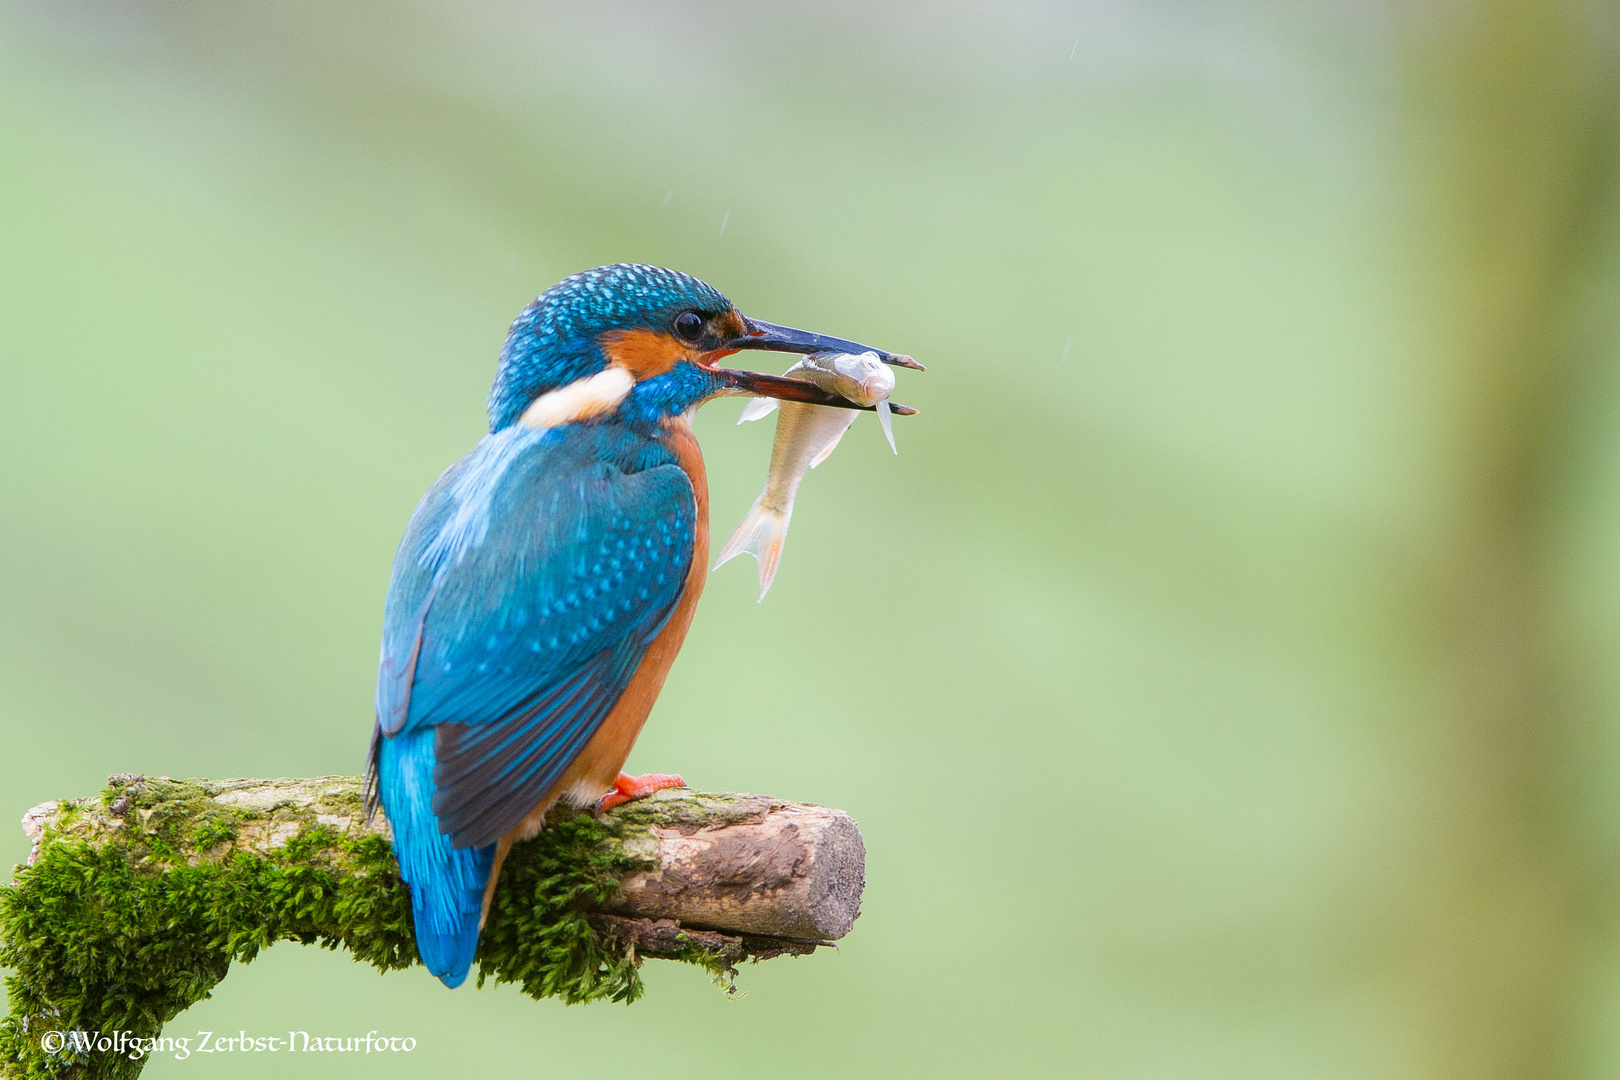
[596,771,686,812]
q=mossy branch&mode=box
[1,775,864,1080]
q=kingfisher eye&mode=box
[673,310,704,343]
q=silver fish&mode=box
[714,351,897,600]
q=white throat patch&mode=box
[518,366,635,431]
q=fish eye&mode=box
[673,310,704,343]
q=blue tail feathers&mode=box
[376,727,496,988]
[411,880,488,988]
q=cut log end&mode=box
[604,791,866,941]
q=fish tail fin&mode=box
[376,728,496,988]
[714,496,791,601]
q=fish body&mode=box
[715,352,896,599]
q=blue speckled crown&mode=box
[487,264,733,431]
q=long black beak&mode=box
[718,368,919,415]
[723,318,925,371]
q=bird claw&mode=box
[596,771,686,812]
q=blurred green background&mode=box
[5,1,1620,1077]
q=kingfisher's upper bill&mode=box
[722,317,925,371]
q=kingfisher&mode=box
[366,263,916,987]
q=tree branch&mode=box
[1,774,864,1079]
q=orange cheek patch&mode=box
[600,329,692,380]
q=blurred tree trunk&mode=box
[1403,1,1616,1077]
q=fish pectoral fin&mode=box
[877,400,897,454]
[714,497,791,602]
[808,427,848,469]
[737,397,780,424]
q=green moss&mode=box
[475,812,650,1004]
[664,935,744,997]
[0,778,666,1079]
[183,813,239,853]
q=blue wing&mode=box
[369,421,695,984]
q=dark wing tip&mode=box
[363,725,383,823]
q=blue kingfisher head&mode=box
[486,263,920,433]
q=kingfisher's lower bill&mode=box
[366,263,916,987]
